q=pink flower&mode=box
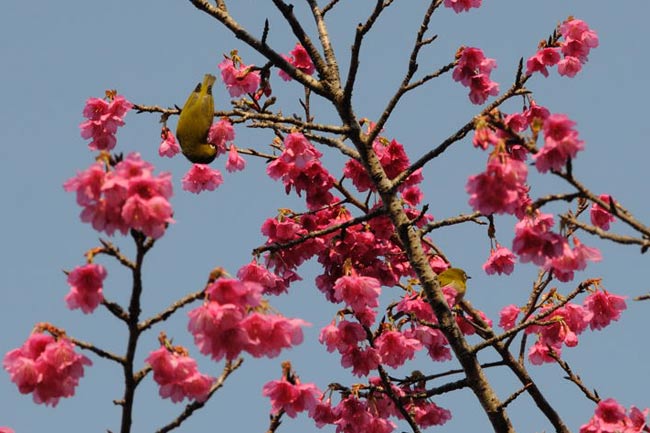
[408,400,452,428]
[443,0,482,13]
[65,153,174,238]
[526,47,561,77]
[512,213,564,265]
[262,378,321,417]
[374,330,422,368]
[181,164,223,193]
[498,305,520,330]
[226,144,246,172]
[405,326,451,362]
[547,237,601,282]
[145,347,214,403]
[591,194,616,230]
[237,261,287,295]
[278,43,315,81]
[0,427,14,433]
[218,58,261,97]
[557,56,583,77]
[65,263,107,314]
[483,245,516,275]
[580,399,650,433]
[560,18,599,61]
[205,278,263,309]
[332,275,381,313]
[534,114,584,173]
[207,118,234,156]
[3,333,92,407]
[267,132,336,210]
[319,320,366,354]
[241,313,309,358]
[583,290,627,330]
[528,341,560,365]
[453,47,499,104]
[340,347,381,377]
[159,127,180,157]
[466,153,529,215]
[472,124,499,150]
[187,302,249,361]
[79,95,133,151]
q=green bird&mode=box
[437,267,470,303]
[176,74,217,164]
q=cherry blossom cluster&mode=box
[278,43,316,81]
[145,344,214,403]
[262,367,453,433]
[64,263,107,314]
[267,132,337,210]
[218,56,261,97]
[467,102,609,281]
[79,94,133,151]
[499,288,627,364]
[527,18,599,78]
[64,153,174,239]
[580,398,650,433]
[452,47,499,104]
[3,330,91,406]
[590,194,616,231]
[187,276,308,361]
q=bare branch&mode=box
[68,336,125,364]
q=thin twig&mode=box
[69,336,125,364]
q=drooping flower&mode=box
[79,94,133,151]
[65,263,107,314]
[534,114,584,173]
[145,346,213,403]
[159,126,181,158]
[218,58,261,97]
[443,0,482,14]
[3,332,92,407]
[262,378,321,418]
[181,164,223,193]
[583,290,627,330]
[590,194,616,231]
[452,47,499,104]
[207,118,235,156]
[278,43,316,81]
[483,245,516,275]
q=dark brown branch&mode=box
[560,215,650,250]
[99,239,136,269]
[138,289,206,332]
[69,336,125,364]
[420,211,484,235]
[549,352,599,403]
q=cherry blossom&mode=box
[64,263,107,314]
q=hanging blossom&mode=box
[181,164,223,194]
[452,47,499,104]
[579,398,649,433]
[187,277,309,361]
[526,287,627,365]
[512,212,564,266]
[79,93,133,151]
[545,237,602,282]
[267,132,336,210]
[526,18,598,78]
[145,345,214,403]
[443,0,482,13]
[278,43,316,81]
[534,113,584,173]
[64,153,174,239]
[237,261,288,296]
[262,365,322,419]
[498,305,521,330]
[207,118,235,157]
[590,194,616,231]
[218,57,261,97]
[64,263,107,314]
[466,152,529,216]
[3,331,92,407]
[159,126,180,158]
[483,244,517,275]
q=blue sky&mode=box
[1,1,649,432]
